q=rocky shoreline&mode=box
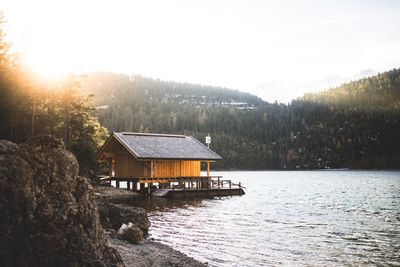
[0,136,124,266]
[96,187,207,267]
[107,236,206,267]
[0,135,205,267]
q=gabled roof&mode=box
[98,132,222,161]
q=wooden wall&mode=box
[115,153,148,177]
[153,160,200,177]
[115,153,200,178]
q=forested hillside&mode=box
[82,69,400,170]
[302,68,400,110]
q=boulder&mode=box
[0,135,125,267]
[117,223,144,244]
[98,203,151,236]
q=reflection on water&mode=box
[130,196,206,212]
[132,171,400,267]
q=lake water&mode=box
[137,171,400,266]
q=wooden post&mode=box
[140,183,145,192]
[116,179,120,188]
[127,180,131,190]
[218,177,220,190]
[109,158,116,177]
[150,161,154,178]
[206,161,210,177]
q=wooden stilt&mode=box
[109,157,116,177]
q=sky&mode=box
[1,0,400,102]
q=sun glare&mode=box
[1,0,400,99]
[22,25,83,81]
[27,56,74,81]
[1,0,94,81]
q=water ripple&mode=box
[137,171,400,267]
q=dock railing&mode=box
[99,175,245,192]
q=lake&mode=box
[136,171,400,266]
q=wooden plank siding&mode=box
[115,153,149,177]
[115,152,200,178]
[153,160,200,177]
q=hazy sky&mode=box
[1,0,400,101]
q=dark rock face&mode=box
[98,203,151,237]
[0,135,125,267]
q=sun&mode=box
[26,55,74,81]
[1,0,90,81]
[21,31,82,81]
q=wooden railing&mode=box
[100,175,222,183]
[99,175,245,192]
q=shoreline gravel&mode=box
[107,235,207,267]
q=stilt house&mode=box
[96,132,222,184]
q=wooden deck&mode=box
[100,175,245,197]
[154,187,245,198]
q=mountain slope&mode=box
[82,73,264,109]
[82,70,400,170]
[302,68,400,110]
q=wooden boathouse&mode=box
[96,132,245,197]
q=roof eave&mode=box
[136,157,222,161]
[95,133,114,161]
[188,136,222,159]
[113,132,140,159]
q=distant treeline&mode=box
[82,69,400,170]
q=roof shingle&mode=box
[113,132,222,160]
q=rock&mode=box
[117,223,144,244]
[98,203,151,236]
[96,186,139,203]
[0,135,125,267]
